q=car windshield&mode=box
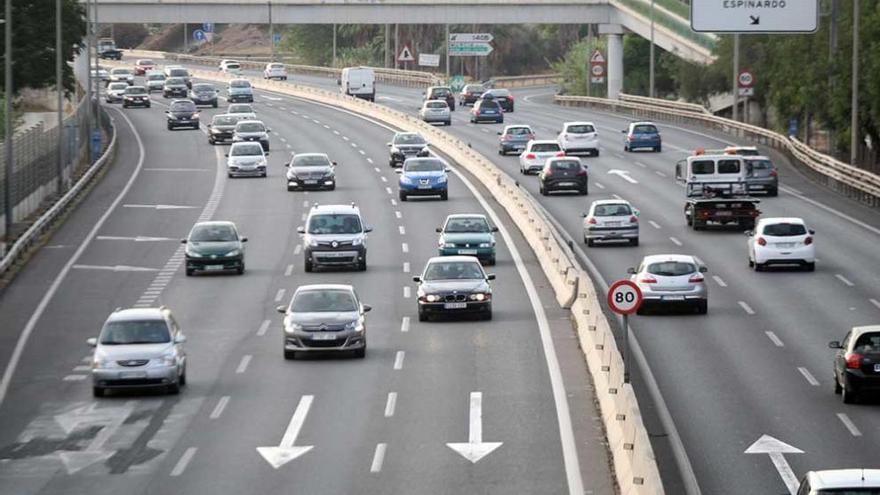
[532,143,561,152]
[445,217,490,233]
[594,204,632,216]
[108,83,127,91]
[169,69,188,77]
[291,290,357,312]
[111,69,130,75]
[431,88,451,97]
[269,63,284,69]
[100,320,170,345]
[479,100,500,109]
[424,261,484,281]
[190,224,237,242]
[507,127,531,136]
[647,261,696,277]
[405,160,445,172]
[125,87,146,95]
[426,101,447,109]
[308,214,362,234]
[147,74,165,81]
[293,155,331,167]
[567,124,595,134]
[230,80,251,88]
[170,101,195,112]
[193,84,214,92]
[166,78,185,85]
[231,144,263,156]
[551,160,580,171]
[633,124,658,134]
[229,105,253,113]
[394,134,425,145]
[237,122,265,133]
[138,60,154,66]
[213,115,238,126]
[762,223,807,236]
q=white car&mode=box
[226,142,268,178]
[558,121,599,156]
[583,199,639,247]
[145,71,166,93]
[91,67,110,82]
[747,217,815,271]
[519,140,564,175]
[109,68,134,85]
[227,103,257,121]
[797,469,880,494]
[219,59,242,74]
[263,62,288,80]
[105,82,129,103]
[418,100,451,126]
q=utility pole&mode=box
[394,24,399,70]
[649,0,655,98]
[268,1,274,63]
[85,0,92,160]
[445,24,450,79]
[850,0,859,165]
[732,33,740,122]
[332,24,336,68]
[56,0,64,193]
[183,23,188,52]
[93,0,100,135]
[384,24,390,68]
[829,0,839,154]
[4,0,13,238]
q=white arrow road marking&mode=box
[72,264,159,272]
[260,94,283,101]
[744,435,803,495]
[446,392,503,464]
[57,401,136,473]
[96,235,177,242]
[606,169,638,184]
[257,395,315,468]
[123,204,198,210]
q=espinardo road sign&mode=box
[691,0,818,33]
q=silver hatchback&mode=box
[277,284,371,359]
[583,199,639,246]
[628,254,708,314]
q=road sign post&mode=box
[589,49,606,84]
[691,0,818,32]
[608,280,643,384]
[737,69,755,97]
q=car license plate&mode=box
[120,371,146,379]
[418,185,433,189]
[304,180,318,185]
[458,249,478,255]
[874,364,880,373]
[485,110,495,114]
[312,333,337,341]
[444,302,467,309]
[320,252,349,258]
[714,211,733,216]
[776,242,795,248]
[606,221,621,227]
[205,265,224,271]
[559,182,576,186]
[662,295,685,301]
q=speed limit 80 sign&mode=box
[607,280,643,315]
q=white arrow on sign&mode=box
[257,395,315,468]
[744,435,804,495]
[607,169,639,184]
[96,235,178,242]
[446,392,502,463]
[123,204,198,210]
[72,264,160,272]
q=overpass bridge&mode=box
[91,0,717,98]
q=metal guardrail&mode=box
[490,73,561,89]
[618,93,710,115]
[0,108,116,276]
[555,94,880,207]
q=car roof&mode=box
[564,121,596,126]
[395,131,422,137]
[504,125,532,130]
[125,85,146,90]
[294,284,355,292]
[546,156,581,164]
[309,203,361,215]
[427,255,483,263]
[591,199,632,206]
[106,307,168,323]
[424,99,448,105]
[429,86,451,90]
[641,254,697,264]
[293,152,330,159]
[169,99,194,104]
[229,79,250,83]
[193,220,236,228]
[230,141,264,149]
[235,119,265,125]
[528,139,561,146]
[631,121,657,126]
[758,217,806,226]
[851,326,880,339]
[807,469,880,488]
[446,213,488,220]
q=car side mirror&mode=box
[276,305,287,314]
[621,129,627,133]
[225,153,229,157]
[296,226,305,234]
[626,267,636,274]
[386,142,392,147]
[633,209,640,216]
[206,124,212,128]
[828,341,843,349]
[445,167,451,173]
[809,229,815,235]
[496,131,502,135]
[86,337,98,347]
[394,169,402,174]
[487,274,496,281]
[362,304,372,313]
[175,334,187,344]
[284,163,289,167]
[412,276,421,283]
[180,238,187,244]
[365,227,373,233]
[241,237,248,242]
[332,161,338,166]
[491,227,499,232]
[435,227,442,233]
[699,266,708,273]
[266,128,272,132]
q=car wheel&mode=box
[585,237,592,247]
[237,264,245,275]
[440,191,448,201]
[539,185,547,196]
[655,145,662,152]
[624,145,630,152]
[842,385,858,404]
[185,268,194,276]
[580,186,588,196]
[445,120,451,126]
[167,382,180,395]
[418,310,429,322]
[754,262,765,272]
[145,104,151,108]
[768,188,779,197]
[629,238,639,247]
[353,347,366,359]
[358,258,367,271]
[92,386,105,398]
[696,300,708,315]
[593,149,600,157]
[804,262,816,272]
[487,256,496,266]
[167,124,173,131]
[209,138,215,145]
[304,258,313,273]
[399,191,407,201]
[834,376,842,395]
[748,257,754,268]
[483,310,493,321]
[284,349,296,360]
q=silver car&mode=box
[519,140,563,174]
[628,254,708,314]
[109,67,134,85]
[583,199,639,246]
[226,142,268,178]
[145,72,166,93]
[419,100,452,126]
[105,82,128,103]
[227,103,257,121]
[87,307,187,397]
[277,284,371,359]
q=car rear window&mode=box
[230,80,251,88]
[647,261,696,277]
[854,333,880,353]
[717,159,741,174]
[236,122,265,133]
[270,63,284,69]
[430,88,451,97]
[138,60,154,66]
[532,143,561,152]
[506,127,531,135]
[464,85,484,93]
[747,159,774,170]
[479,100,500,109]
[594,204,632,216]
[567,124,595,134]
[291,290,357,312]
[108,83,128,90]
[424,261,484,280]
[816,489,880,494]
[426,101,448,109]
[633,124,658,134]
[292,155,331,167]
[229,104,254,113]
[100,320,170,345]
[550,160,580,170]
[691,160,715,175]
[762,223,807,236]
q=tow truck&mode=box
[676,153,761,231]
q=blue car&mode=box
[396,157,449,201]
[470,99,503,124]
[227,79,254,103]
[623,121,661,152]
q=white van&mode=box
[339,67,375,101]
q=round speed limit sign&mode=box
[607,280,643,315]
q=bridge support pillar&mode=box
[599,24,624,99]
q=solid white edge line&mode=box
[370,443,387,473]
[797,367,820,387]
[836,412,862,437]
[384,392,398,417]
[870,298,880,310]
[170,447,198,476]
[210,396,231,419]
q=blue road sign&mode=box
[194,30,206,42]
[788,117,799,137]
[203,22,214,33]
[273,32,282,45]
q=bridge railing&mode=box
[555,94,880,207]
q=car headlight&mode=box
[469,293,488,301]
[437,176,448,183]
[344,321,364,332]
[92,357,111,369]
[390,147,400,154]
[399,176,412,184]
[224,249,241,257]
[351,237,363,246]
[159,352,176,366]
[478,243,492,248]
[233,135,243,141]
[425,294,440,302]
[285,322,303,334]
[308,238,319,247]
[185,249,202,258]
[443,242,456,248]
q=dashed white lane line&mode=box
[393,351,405,370]
[797,367,820,387]
[323,124,330,129]
[648,220,662,229]
[400,317,410,333]
[374,167,381,173]
[403,286,411,298]
[669,236,682,246]
[871,298,880,310]
[837,413,862,437]
[385,187,393,195]
[284,264,294,277]
[236,355,253,374]
[370,443,387,473]
[403,262,410,273]
[342,136,350,141]
[312,119,321,124]
[384,393,398,417]
[711,275,727,287]
[611,194,623,200]
[275,289,286,302]
[170,447,198,476]
[73,365,90,372]
[301,213,307,221]
[594,182,605,190]
[635,161,647,168]
[359,150,366,155]
[395,211,402,219]
[381,176,388,182]
[738,301,756,315]
[835,274,855,287]
[257,319,271,337]
[655,170,667,177]
[390,199,397,206]
[350,142,358,148]
[399,226,406,235]
[210,396,231,419]
[294,245,302,256]
[63,375,87,381]
[367,158,373,164]
[765,331,785,347]
[333,130,340,135]
[401,243,409,253]
[279,137,287,143]
[614,152,624,159]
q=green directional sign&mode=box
[449,42,493,57]
[449,75,466,92]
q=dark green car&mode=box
[436,214,497,265]
[182,221,247,275]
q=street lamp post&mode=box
[850,0,859,166]
[4,0,13,238]
[56,0,64,194]
[649,0,655,98]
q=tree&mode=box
[0,0,87,95]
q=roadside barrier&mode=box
[489,74,561,89]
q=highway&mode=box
[159,60,880,493]
[0,71,618,494]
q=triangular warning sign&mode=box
[397,45,415,62]
[590,50,605,64]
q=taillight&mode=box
[757,237,767,246]
[846,353,863,369]
[804,236,813,245]
[503,134,512,141]
[556,152,566,157]
[576,168,588,176]
[639,276,657,284]
[508,95,514,101]
[526,153,537,160]
[629,215,638,223]
[587,217,597,224]
[699,210,711,219]
[770,169,778,177]
[688,274,704,283]
[528,134,535,140]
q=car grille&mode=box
[297,172,328,179]
[443,294,468,302]
[316,241,353,248]
[419,179,431,185]
[301,324,347,332]
[117,359,149,367]
[303,338,345,348]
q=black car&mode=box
[425,86,455,111]
[830,326,880,404]
[232,120,271,151]
[459,84,485,106]
[207,114,241,144]
[189,83,219,108]
[286,153,337,191]
[414,256,494,321]
[121,86,150,108]
[481,89,514,112]
[182,221,247,275]
[387,132,429,167]
[539,157,588,196]
[166,100,200,130]
[163,77,188,98]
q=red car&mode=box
[134,59,156,76]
